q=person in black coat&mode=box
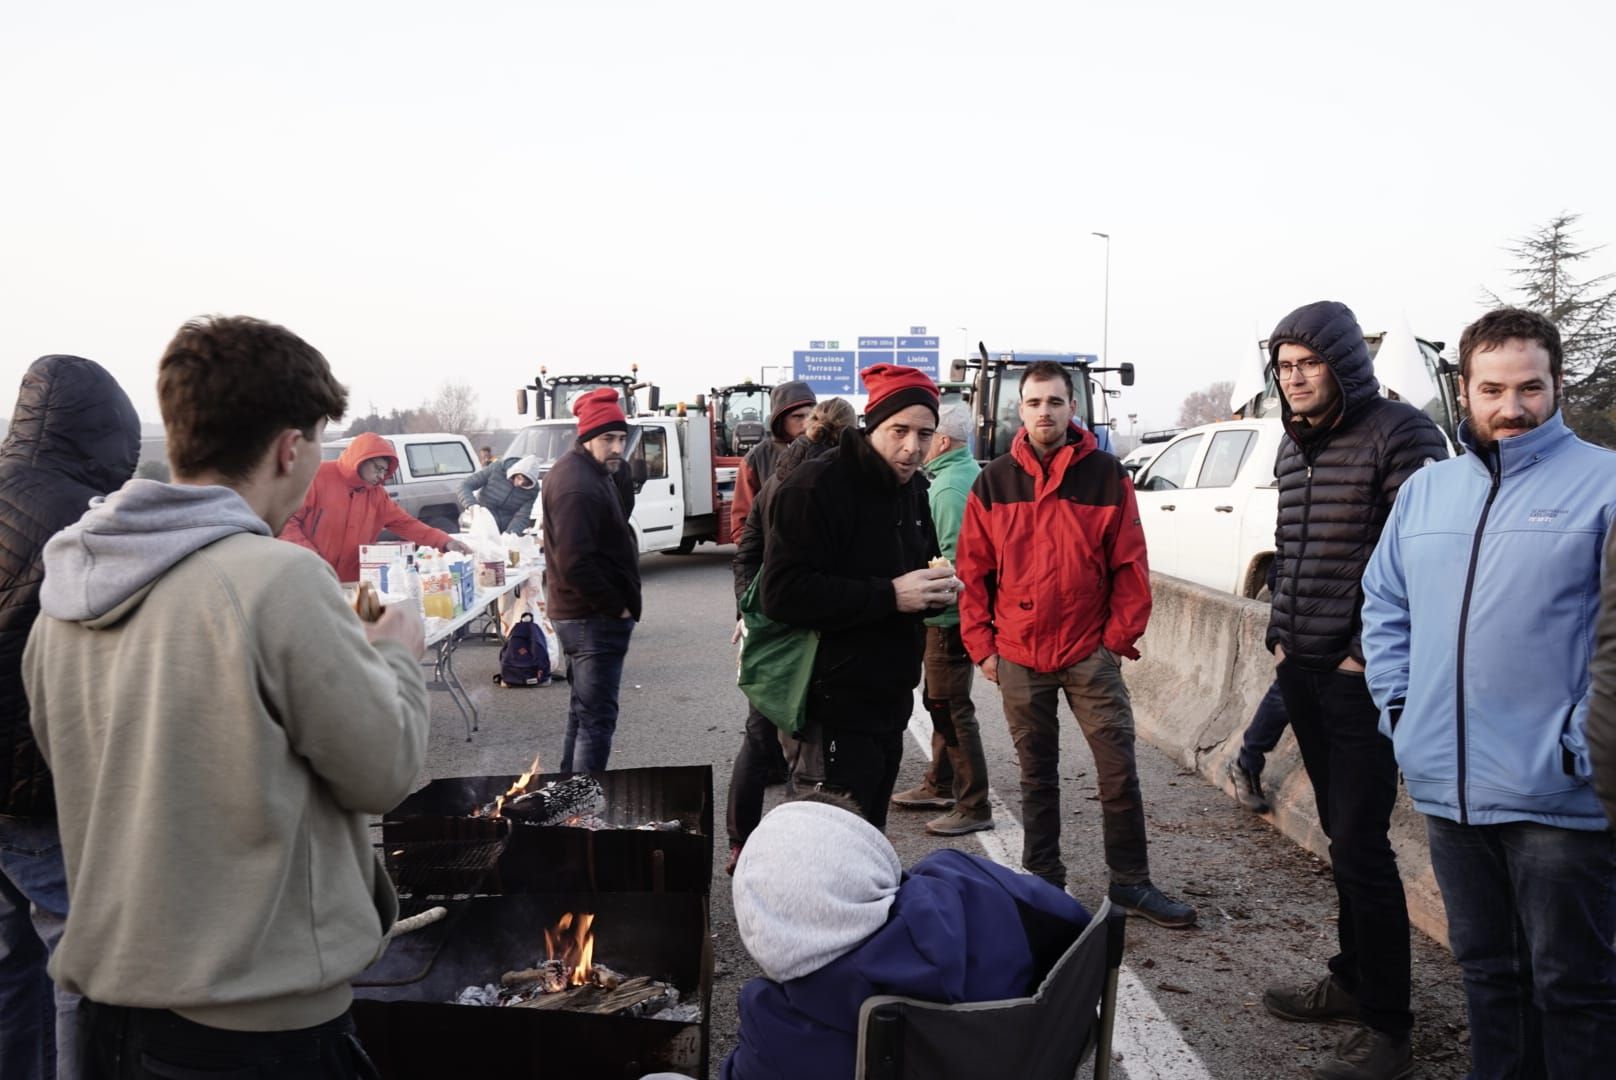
[0,355,140,1080]
[760,366,955,830]
[1258,301,1446,1080]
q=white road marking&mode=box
[907,703,1213,1080]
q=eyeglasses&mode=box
[1276,358,1328,380]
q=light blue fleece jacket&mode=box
[1362,412,1616,829]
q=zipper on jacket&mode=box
[1453,459,1502,825]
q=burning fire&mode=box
[544,912,596,986]
[483,752,543,819]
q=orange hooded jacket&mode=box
[281,432,453,581]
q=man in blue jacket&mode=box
[723,794,1090,1080]
[1363,307,1616,1080]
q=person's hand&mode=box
[1338,656,1365,673]
[1274,644,1287,665]
[365,602,426,661]
[980,654,1000,684]
[893,567,957,613]
[446,538,473,555]
[731,618,744,646]
[620,607,633,619]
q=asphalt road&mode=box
[415,547,1472,1079]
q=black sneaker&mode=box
[1227,759,1271,813]
[1107,882,1197,928]
[1313,1025,1413,1080]
[1263,973,1360,1024]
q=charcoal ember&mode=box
[500,960,568,994]
[501,776,605,825]
[454,983,500,1006]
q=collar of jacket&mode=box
[568,441,613,477]
[922,444,972,479]
[1459,410,1574,479]
[1010,422,1094,480]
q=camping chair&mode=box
[854,898,1127,1080]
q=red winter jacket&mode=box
[956,425,1151,672]
[280,432,453,582]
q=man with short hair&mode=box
[890,402,993,836]
[478,444,495,466]
[24,315,430,1078]
[762,364,955,828]
[1364,307,1616,1080]
[1259,300,1447,1080]
[957,361,1194,928]
[542,386,643,772]
[0,355,140,1080]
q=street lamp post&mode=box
[1091,232,1110,377]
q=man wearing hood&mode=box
[729,380,816,534]
[458,453,542,533]
[722,795,1090,1080]
[1366,308,1616,1079]
[761,365,956,828]
[282,431,470,580]
[542,387,643,772]
[1260,301,1446,1080]
[23,315,431,1078]
[0,355,139,1080]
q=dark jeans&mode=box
[919,625,990,818]
[79,1001,377,1079]
[1426,816,1616,1079]
[822,727,905,832]
[1275,661,1412,1037]
[0,815,77,1080]
[999,651,1149,888]
[553,616,634,772]
[1237,678,1290,776]
[725,703,789,847]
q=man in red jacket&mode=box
[281,432,469,580]
[957,361,1194,928]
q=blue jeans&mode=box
[1426,815,1616,1080]
[553,616,634,772]
[1237,678,1289,775]
[0,815,78,1080]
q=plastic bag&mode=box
[459,505,507,562]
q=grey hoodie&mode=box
[41,480,270,625]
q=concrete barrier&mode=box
[1129,573,1449,948]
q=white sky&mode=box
[3,0,1613,434]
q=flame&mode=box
[543,911,597,986]
[481,752,543,819]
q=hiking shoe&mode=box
[724,843,743,876]
[890,784,954,810]
[1107,882,1197,928]
[1227,759,1271,813]
[1313,1025,1413,1080]
[925,808,994,836]
[1263,973,1360,1025]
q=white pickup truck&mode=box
[1132,418,1284,599]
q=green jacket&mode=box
[923,445,981,627]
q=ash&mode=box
[455,983,500,1006]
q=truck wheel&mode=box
[664,538,698,556]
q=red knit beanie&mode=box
[860,364,939,431]
[574,387,629,443]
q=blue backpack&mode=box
[494,613,551,687]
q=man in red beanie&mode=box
[760,364,958,828]
[542,387,643,771]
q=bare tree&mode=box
[1177,381,1235,428]
[1486,212,1616,445]
[425,381,484,435]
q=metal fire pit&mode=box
[353,891,712,1079]
[382,766,714,897]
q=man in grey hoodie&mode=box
[23,315,430,1079]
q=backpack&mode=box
[494,613,551,687]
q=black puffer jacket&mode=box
[1,356,140,817]
[1265,302,1447,669]
[760,428,938,731]
[457,458,537,532]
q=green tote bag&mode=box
[736,570,819,734]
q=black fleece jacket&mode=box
[541,445,642,621]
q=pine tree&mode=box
[1487,213,1616,445]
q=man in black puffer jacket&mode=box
[761,366,955,830]
[0,355,140,1080]
[1259,301,1446,1080]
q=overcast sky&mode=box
[3,0,1612,435]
